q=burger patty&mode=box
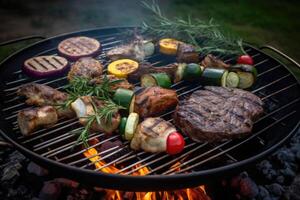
[173,86,264,142]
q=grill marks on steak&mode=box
[174,86,264,142]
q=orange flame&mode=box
[84,148,210,200]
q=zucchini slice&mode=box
[141,73,172,88]
[237,71,255,89]
[221,70,229,87]
[174,63,187,83]
[183,63,202,81]
[226,72,240,88]
[229,64,257,79]
[201,68,226,85]
[125,112,139,141]
[113,88,134,110]
[129,95,135,113]
[119,117,127,140]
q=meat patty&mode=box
[134,87,178,118]
[68,57,103,80]
[173,86,264,142]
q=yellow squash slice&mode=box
[108,59,139,78]
[159,38,182,55]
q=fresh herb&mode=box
[74,99,125,148]
[58,76,123,109]
[141,1,245,56]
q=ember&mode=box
[84,147,210,200]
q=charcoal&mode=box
[27,162,49,176]
[284,175,300,200]
[99,139,130,162]
[1,162,22,182]
[54,178,79,188]
[39,181,62,200]
[239,177,259,198]
[266,183,285,197]
[258,186,270,198]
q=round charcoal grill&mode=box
[0,27,299,191]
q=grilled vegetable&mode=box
[229,64,258,79]
[23,56,69,78]
[141,73,172,88]
[237,71,255,89]
[143,41,155,56]
[159,38,182,55]
[221,70,229,87]
[183,63,202,81]
[201,54,230,69]
[108,59,139,78]
[226,72,239,88]
[58,36,101,61]
[166,132,185,155]
[201,68,228,85]
[113,88,134,110]
[237,55,254,65]
[174,63,186,83]
[125,112,139,141]
[119,117,127,139]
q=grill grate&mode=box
[0,27,299,190]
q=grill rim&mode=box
[0,26,299,191]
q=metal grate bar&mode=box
[261,83,298,101]
[252,74,291,93]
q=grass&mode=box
[0,0,299,79]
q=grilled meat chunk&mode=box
[18,106,58,136]
[17,83,74,118]
[176,43,199,63]
[89,75,134,90]
[71,96,120,135]
[131,118,177,153]
[67,57,103,81]
[201,54,230,69]
[134,87,178,118]
[106,36,145,62]
[173,86,264,142]
[128,63,178,82]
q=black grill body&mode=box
[0,27,299,191]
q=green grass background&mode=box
[0,0,299,78]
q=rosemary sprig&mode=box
[58,75,123,109]
[74,99,125,148]
[141,1,245,56]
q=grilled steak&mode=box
[173,86,264,142]
[58,36,101,61]
[68,57,103,81]
[134,87,178,118]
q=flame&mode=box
[84,148,210,200]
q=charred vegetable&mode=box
[141,73,172,88]
[159,38,182,55]
[226,72,240,88]
[113,88,135,110]
[183,63,203,81]
[201,68,228,86]
[108,59,139,78]
[237,71,255,89]
[125,112,139,141]
[23,56,69,78]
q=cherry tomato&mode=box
[237,55,254,65]
[166,132,185,155]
